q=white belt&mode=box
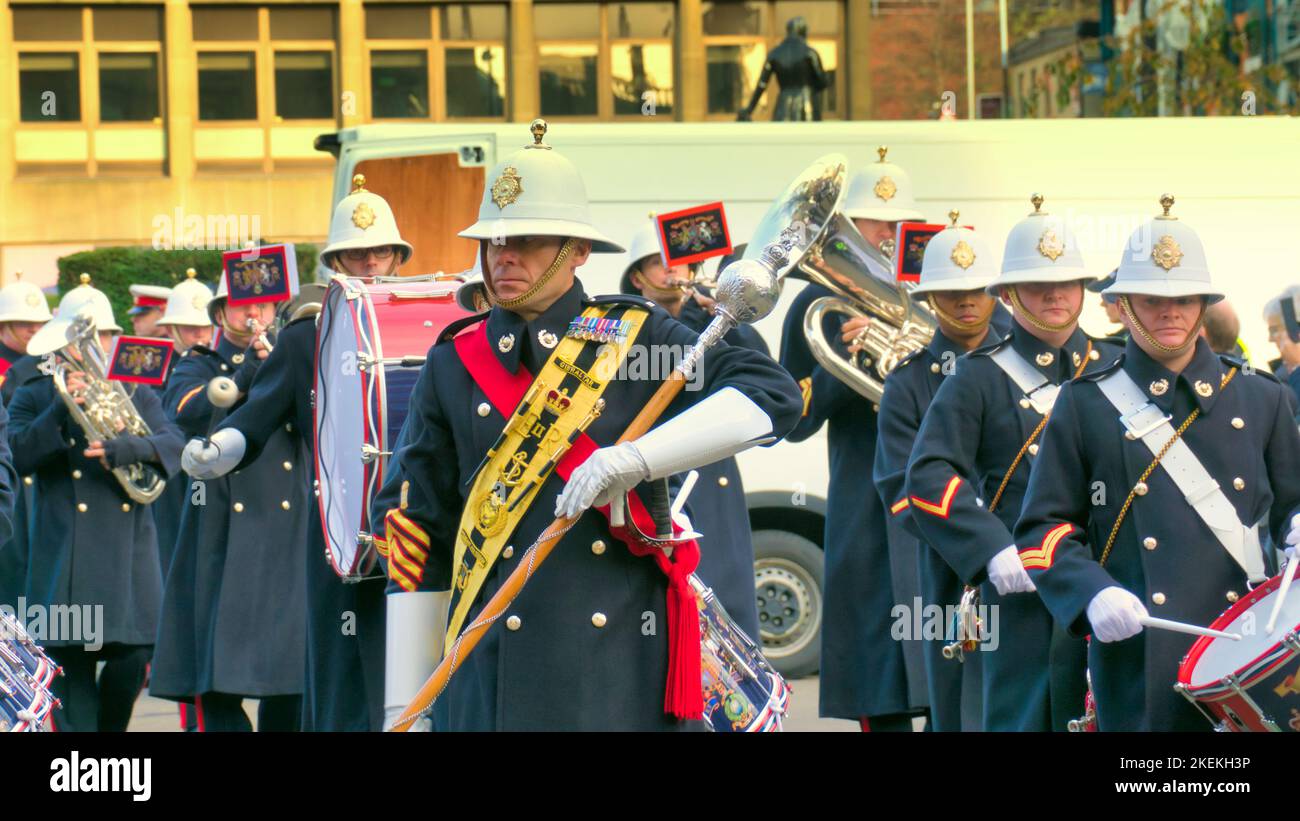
[1096,368,1266,583]
[989,345,1060,416]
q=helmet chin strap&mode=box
[1119,294,1206,355]
[483,237,578,311]
[1007,284,1083,333]
[926,295,995,333]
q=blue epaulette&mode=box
[1220,354,1280,383]
[437,311,490,344]
[585,293,657,311]
[1080,352,1127,383]
[968,331,1012,359]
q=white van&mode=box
[315,118,1299,676]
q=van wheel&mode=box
[752,529,823,679]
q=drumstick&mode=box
[1139,615,1241,642]
[1266,557,1298,634]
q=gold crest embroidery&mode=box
[1036,352,1054,367]
[25,293,40,307]
[192,294,207,310]
[351,202,376,230]
[1151,235,1183,270]
[1149,378,1169,396]
[1037,228,1065,261]
[491,166,524,209]
[873,175,897,202]
[950,240,975,270]
[1195,380,1213,398]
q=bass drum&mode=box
[0,610,61,732]
[314,274,472,580]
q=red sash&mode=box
[454,321,703,720]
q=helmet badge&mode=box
[950,240,976,270]
[873,175,897,202]
[491,166,524,209]
[1151,235,1183,270]
[351,202,376,230]
[1037,229,1065,262]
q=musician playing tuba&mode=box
[776,148,929,731]
[10,275,183,732]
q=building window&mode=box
[198,52,258,120]
[704,0,843,119]
[536,2,675,120]
[99,53,160,122]
[18,53,81,121]
[363,3,507,120]
[195,5,337,123]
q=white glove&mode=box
[181,429,246,480]
[1284,513,1300,552]
[554,442,649,520]
[986,545,1036,595]
[1087,586,1149,643]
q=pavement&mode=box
[126,676,879,732]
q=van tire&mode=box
[752,529,823,679]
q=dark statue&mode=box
[737,17,829,122]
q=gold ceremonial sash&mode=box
[446,305,647,649]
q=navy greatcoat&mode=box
[217,317,387,731]
[1016,339,1300,731]
[905,323,1119,731]
[372,282,801,731]
[9,373,180,647]
[150,335,308,700]
[779,282,917,721]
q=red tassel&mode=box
[663,563,704,720]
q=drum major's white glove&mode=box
[986,545,1036,595]
[181,429,246,480]
[1087,586,1149,643]
[383,590,446,733]
[554,442,649,520]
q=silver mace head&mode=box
[712,226,800,326]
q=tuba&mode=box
[745,154,936,404]
[38,312,166,505]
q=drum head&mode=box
[315,282,369,577]
[1183,576,1300,689]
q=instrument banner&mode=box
[445,304,647,650]
[655,202,733,268]
[221,243,299,306]
[106,336,175,386]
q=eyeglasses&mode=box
[342,245,396,261]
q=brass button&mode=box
[76,503,87,513]
[23,476,32,486]
[1233,477,1245,491]
[1143,537,1157,550]
[234,502,245,512]
[590,540,606,556]
[591,612,607,628]
[477,402,491,417]
[1028,443,1039,456]
[281,500,291,510]
[72,470,82,479]
[930,362,941,374]
[285,424,294,433]
[1152,592,1166,605]
[718,476,729,487]
[502,545,514,559]
[871,403,879,413]
[1088,349,1100,361]
[282,461,292,471]
[1226,591,1239,603]
[220,364,229,372]
[1019,399,1031,409]
[1134,481,1148,496]
[506,615,521,631]
[121,503,130,512]
[1231,417,1244,429]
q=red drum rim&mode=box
[1177,573,1296,696]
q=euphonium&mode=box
[796,212,935,404]
[38,312,166,505]
[741,153,935,405]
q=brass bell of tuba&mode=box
[744,153,936,404]
[36,312,167,505]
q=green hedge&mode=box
[56,245,319,323]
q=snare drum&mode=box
[696,576,791,732]
[1176,573,1300,732]
[0,611,60,732]
[314,275,472,579]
